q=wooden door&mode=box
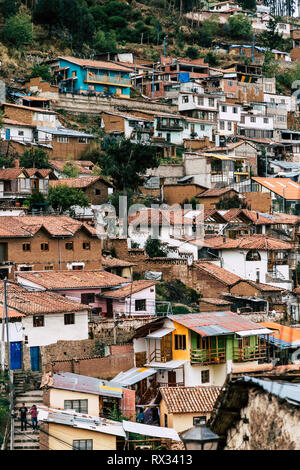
[168,371,176,387]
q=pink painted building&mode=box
[17,271,157,319]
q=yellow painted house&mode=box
[131,312,272,390]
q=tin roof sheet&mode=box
[146,328,175,338]
[111,367,157,386]
[242,376,300,406]
[122,420,181,441]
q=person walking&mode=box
[29,405,38,432]
[19,403,28,431]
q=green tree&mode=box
[228,14,252,40]
[47,185,89,213]
[61,162,79,178]
[19,148,51,169]
[199,18,219,47]
[33,0,61,37]
[262,50,279,78]
[30,64,51,82]
[185,46,199,60]
[94,29,117,54]
[3,12,33,47]
[24,190,47,211]
[98,137,160,193]
[1,0,20,19]
[145,237,167,258]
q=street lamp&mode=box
[180,417,220,450]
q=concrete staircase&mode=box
[11,390,44,450]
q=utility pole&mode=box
[1,279,5,371]
[3,279,14,450]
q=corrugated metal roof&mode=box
[111,367,157,386]
[37,126,96,138]
[47,372,124,395]
[242,376,300,406]
[144,360,186,370]
[122,420,181,441]
[195,325,234,336]
[146,328,175,339]
[237,328,272,337]
[170,313,266,337]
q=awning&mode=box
[146,328,175,339]
[144,360,185,370]
[123,420,181,442]
[236,329,272,337]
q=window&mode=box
[33,316,44,327]
[72,265,83,271]
[208,98,214,106]
[78,137,88,143]
[94,189,101,195]
[246,250,261,261]
[250,116,256,123]
[83,242,90,250]
[194,416,206,425]
[220,121,225,130]
[200,124,205,131]
[18,130,24,136]
[44,265,54,270]
[65,242,73,250]
[255,87,259,95]
[221,105,227,112]
[22,243,31,252]
[19,266,32,271]
[174,334,186,350]
[227,80,233,87]
[41,243,49,251]
[201,370,210,383]
[233,107,238,114]
[73,439,93,450]
[135,299,146,311]
[81,293,95,304]
[64,313,75,325]
[227,122,232,131]
[57,136,69,143]
[164,414,168,427]
[197,97,204,106]
[182,95,189,103]
[263,118,269,124]
[240,115,245,123]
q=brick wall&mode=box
[163,184,206,205]
[51,137,92,160]
[242,192,271,212]
[101,113,125,134]
[5,229,102,277]
[39,422,49,450]
[51,353,134,380]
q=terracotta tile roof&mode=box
[3,102,57,114]
[0,305,25,318]
[200,298,232,305]
[128,208,192,226]
[50,176,113,189]
[0,282,89,315]
[18,270,129,290]
[59,56,133,72]
[0,168,54,180]
[196,187,237,198]
[194,261,242,286]
[3,118,35,128]
[170,312,269,336]
[193,234,292,250]
[159,386,221,414]
[231,279,285,292]
[215,209,300,226]
[102,280,157,299]
[260,322,300,344]
[50,160,94,175]
[252,177,300,200]
[0,216,97,238]
[102,257,135,268]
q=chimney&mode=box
[14,159,19,168]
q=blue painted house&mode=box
[51,56,132,97]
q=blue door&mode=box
[10,342,22,370]
[5,129,10,140]
[30,346,40,371]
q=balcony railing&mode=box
[84,73,131,86]
[149,348,172,363]
[233,345,267,362]
[191,347,226,365]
